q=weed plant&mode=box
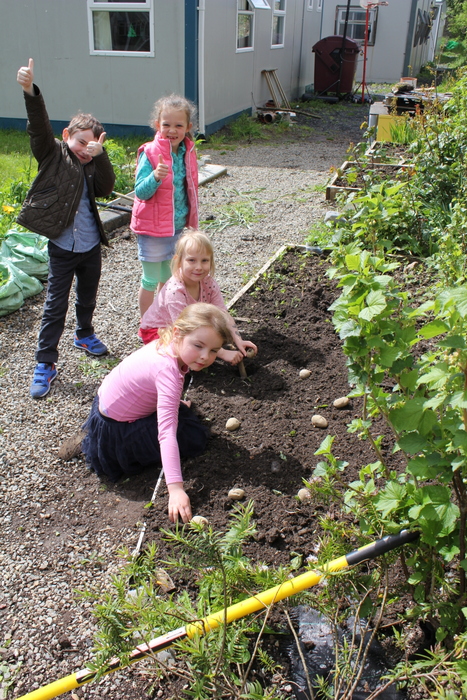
[83,503,296,699]
[200,188,263,233]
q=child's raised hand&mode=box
[153,154,169,182]
[167,482,192,523]
[86,131,106,159]
[17,58,34,95]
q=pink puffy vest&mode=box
[130,134,198,238]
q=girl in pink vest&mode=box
[131,94,199,316]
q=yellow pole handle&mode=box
[18,531,417,700]
[16,675,83,700]
[186,556,348,636]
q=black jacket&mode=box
[17,85,115,243]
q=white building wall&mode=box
[202,0,317,129]
[298,2,325,95]
[319,0,442,85]
[1,0,185,130]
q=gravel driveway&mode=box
[0,104,368,699]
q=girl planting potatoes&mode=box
[82,303,234,523]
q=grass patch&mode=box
[0,130,37,183]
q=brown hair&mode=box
[157,303,233,350]
[171,230,215,278]
[67,113,104,139]
[150,94,197,140]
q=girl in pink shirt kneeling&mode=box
[139,230,257,365]
[82,303,233,523]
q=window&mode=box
[317,0,322,10]
[237,0,254,51]
[272,0,286,47]
[87,0,154,56]
[335,6,377,46]
[307,0,313,9]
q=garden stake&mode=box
[238,347,256,378]
[17,529,418,700]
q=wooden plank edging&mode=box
[227,244,307,309]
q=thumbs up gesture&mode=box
[154,154,169,182]
[17,58,35,95]
[86,131,106,159]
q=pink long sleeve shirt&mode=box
[97,342,188,484]
[140,275,227,331]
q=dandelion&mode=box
[2,205,14,214]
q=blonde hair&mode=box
[150,93,197,140]
[171,230,215,278]
[157,303,233,350]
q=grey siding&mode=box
[1,0,185,132]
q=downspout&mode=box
[337,0,352,97]
[402,0,418,78]
[296,0,307,96]
[198,0,206,136]
[319,0,325,40]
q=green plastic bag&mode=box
[1,230,49,280]
[0,260,43,317]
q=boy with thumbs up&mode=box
[16,58,116,398]
[130,94,198,316]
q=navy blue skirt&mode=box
[81,396,209,482]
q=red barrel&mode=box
[312,36,360,94]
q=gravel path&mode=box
[0,106,367,699]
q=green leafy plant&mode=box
[102,139,136,195]
[326,243,467,647]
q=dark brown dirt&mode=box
[332,162,409,189]
[108,248,418,699]
[144,249,372,563]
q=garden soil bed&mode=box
[144,248,377,561]
[109,248,415,699]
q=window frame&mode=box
[87,0,154,57]
[271,0,286,48]
[335,5,378,47]
[237,0,255,53]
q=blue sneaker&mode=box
[74,333,108,356]
[30,362,57,399]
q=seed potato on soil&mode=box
[0,103,412,700]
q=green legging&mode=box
[140,260,172,292]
